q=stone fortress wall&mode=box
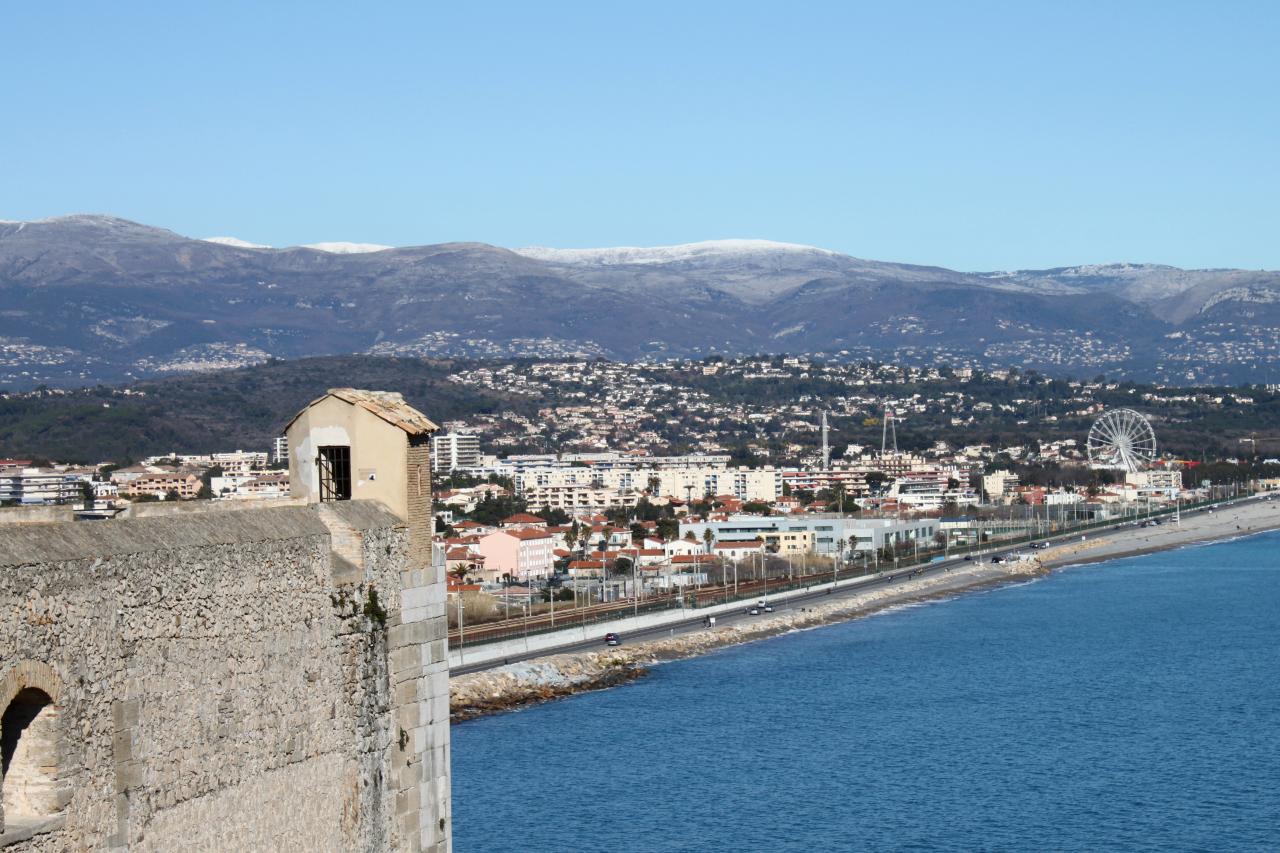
[0,500,450,851]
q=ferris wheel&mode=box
[1087,408,1157,473]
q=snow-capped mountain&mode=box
[204,236,395,253]
[204,236,271,249]
[514,238,837,266]
[2,214,1279,387]
[301,242,394,254]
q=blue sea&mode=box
[452,533,1280,852]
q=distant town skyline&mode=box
[3,2,1279,271]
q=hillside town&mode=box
[3,355,1271,630]
[435,356,1267,462]
[3,403,1255,629]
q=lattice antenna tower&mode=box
[881,406,898,457]
[821,411,830,469]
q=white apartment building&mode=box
[515,465,779,504]
[209,472,290,500]
[653,467,780,502]
[211,450,270,476]
[0,467,88,505]
[562,452,732,471]
[779,469,870,496]
[520,483,642,513]
[888,469,977,510]
[431,431,482,473]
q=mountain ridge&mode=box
[1,214,1278,387]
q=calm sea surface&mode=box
[452,533,1280,852]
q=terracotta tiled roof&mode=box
[502,528,553,541]
[502,513,546,524]
[286,388,439,436]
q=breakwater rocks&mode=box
[451,560,1046,721]
[637,559,1047,663]
[451,653,649,722]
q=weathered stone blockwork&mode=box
[0,503,450,852]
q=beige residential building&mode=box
[120,472,203,500]
[1126,469,1182,493]
[761,529,815,555]
[982,470,1019,500]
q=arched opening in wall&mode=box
[1,688,60,823]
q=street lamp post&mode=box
[455,593,465,664]
[762,550,768,603]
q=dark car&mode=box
[604,632,621,646]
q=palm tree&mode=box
[702,527,714,554]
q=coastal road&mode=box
[451,495,1273,676]
[452,540,1078,675]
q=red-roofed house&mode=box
[477,527,555,581]
[567,559,608,578]
[713,540,764,558]
[501,513,547,530]
[453,519,496,536]
[445,547,485,580]
[671,554,715,567]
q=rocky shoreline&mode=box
[450,501,1280,723]
[450,653,650,722]
[451,558,1046,722]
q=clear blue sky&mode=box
[3,1,1278,270]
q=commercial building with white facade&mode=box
[679,514,939,556]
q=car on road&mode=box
[991,555,1005,564]
[604,632,621,646]
[747,606,761,615]
[762,604,775,613]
